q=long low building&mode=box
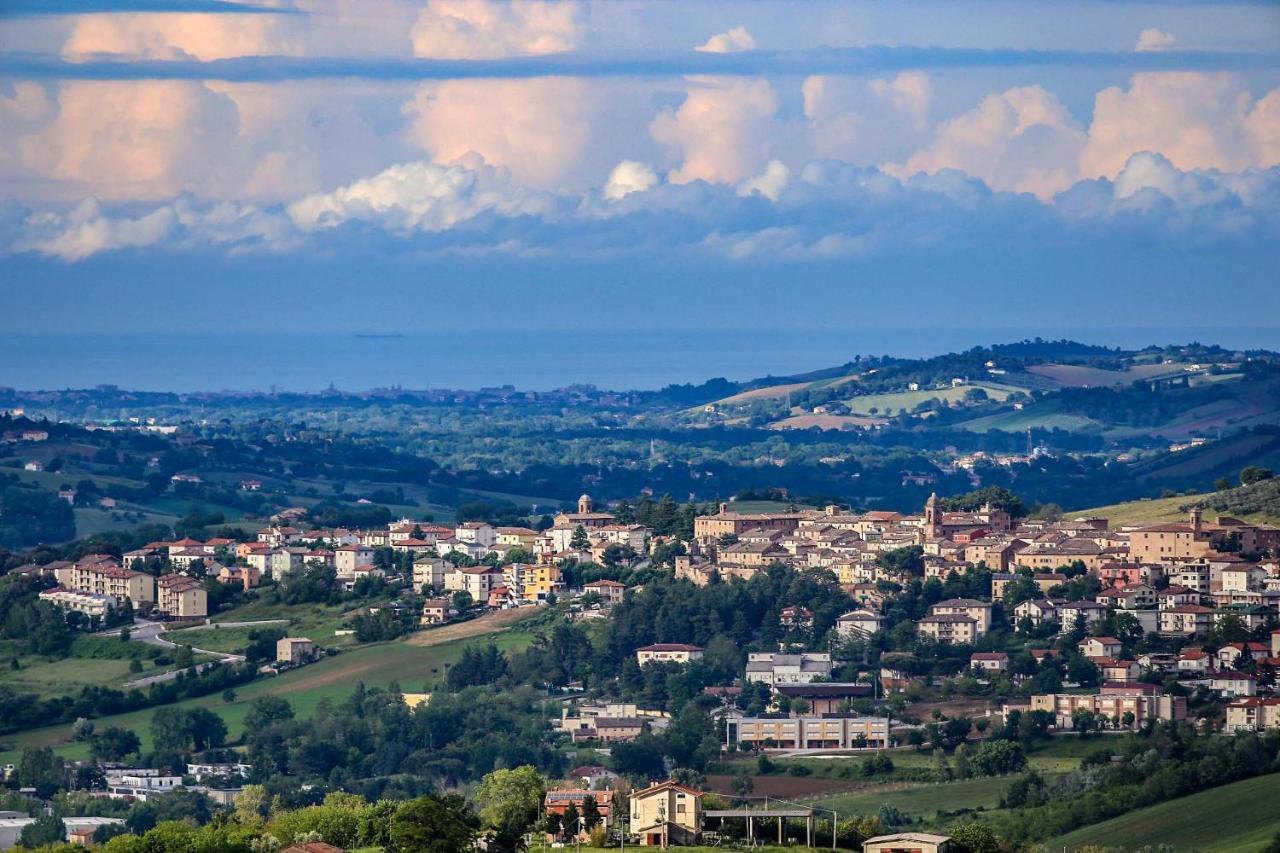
[731,714,889,750]
[1027,683,1187,729]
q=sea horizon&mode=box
[3,326,1279,395]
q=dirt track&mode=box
[404,607,537,646]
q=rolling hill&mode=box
[1073,476,1280,526]
[1051,772,1280,852]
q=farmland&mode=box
[0,609,543,764]
[1051,772,1280,852]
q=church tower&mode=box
[925,492,941,538]
[578,493,595,515]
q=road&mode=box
[109,619,249,689]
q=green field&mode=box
[0,614,541,763]
[1074,491,1280,527]
[839,383,1021,418]
[1052,772,1280,852]
[807,774,1012,817]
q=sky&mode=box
[1,0,1279,337]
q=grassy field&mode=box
[1027,363,1197,387]
[1073,491,1280,527]
[1051,772,1280,852]
[806,774,1012,817]
[0,609,543,763]
[839,383,1020,418]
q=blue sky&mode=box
[1,0,1278,335]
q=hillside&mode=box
[1051,772,1280,852]
[1073,476,1280,526]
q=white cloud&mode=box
[605,161,659,200]
[890,85,1086,200]
[18,199,176,261]
[1135,28,1177,52]
[411,0,584,60]
[695,26,755,54]
[61,11,303,61]
[802,72,933,166]
[402,79,593,189]
[1081,72,1280,179]
[738,160,790,201]
[650,77,779,184]
[287,159,552,233]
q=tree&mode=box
[1241,466,1274,485]
[91,727,141,762]
[19,814,65,848]
[186,708,227,750]
[569,525,590,551]
[949,821,1000,853]
[969,740,1026,777]
[476,766,546,851]
[17,746,65,798]
[243,695,294,732]
[390,794,480,853]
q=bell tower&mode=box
[925,492,941,538]
[578,493,594,515]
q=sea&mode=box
[1,328,1277,393]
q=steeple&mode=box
[925,492,941,537]
[578,493,595,515]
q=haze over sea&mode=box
[4,328,1279,394]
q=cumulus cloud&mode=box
[1081,72,1280,179]
[9,151,1277,264]
[604,161,659,200]
[17,80,243,201]
[1135,28,1177,52]
[402,79,593,189]
[287,158,553,232]
[411,0,584,60]
[802,72,933,166]
[61,10,303,61]
[650,76,779,184]
[695,26,755,54]
[738,160,789,201]
[889,85,1086,200]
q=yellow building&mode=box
[630,781,703,847]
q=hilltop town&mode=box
[4,473,1280,852]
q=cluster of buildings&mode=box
[27,551,208,622]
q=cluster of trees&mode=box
[0,661,257,735]
[0,475,75,547]
[241,685,563,793]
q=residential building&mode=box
[970,652,1009,673]
[1079,637,1123,659]
[1159,605,1215,637]
[1210,671,1257,698]
[836,609,884,639]
[929,599,992,636]
[1028,684,1187,729]
[629,781,703,847]
[917,614,978,644]
[1057,601,1110,634]
[156,574,207,620]
[583,579,627,605]
[334,545,374,580]
[544,790,614,834]
[636,644,704,665]
[455,522,497,547]
[66,560,155,607]
[745,652,833,685]
[38,588,115,618]
[1225,697,1280,732]
[420,598,456,625]
[276,637,317,665]
[1013,598,1059,628]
